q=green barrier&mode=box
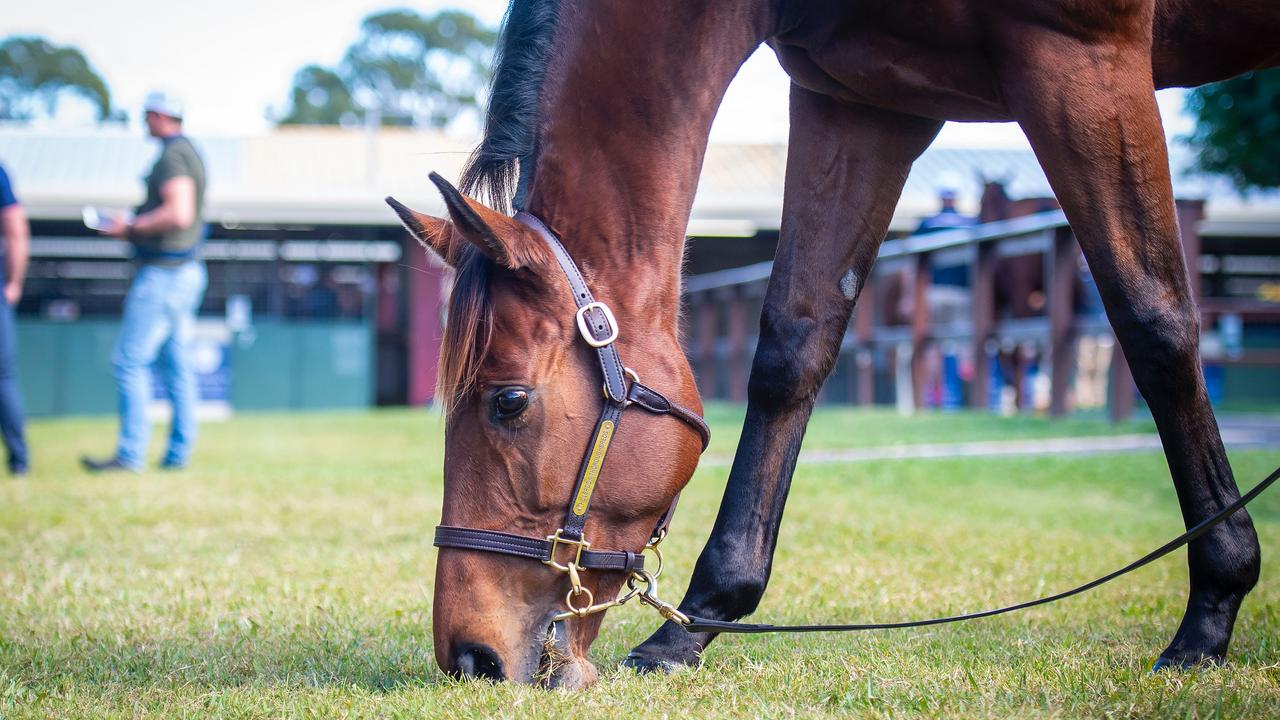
[228,320,372,411]
[16,319,372,417]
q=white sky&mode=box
[7,0,1193,148]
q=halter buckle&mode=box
[544,529,590,572]
[576,302,619,348]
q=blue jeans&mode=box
[112,261,207,468]
[0,293,28,472]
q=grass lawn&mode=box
[1,407,1277,718]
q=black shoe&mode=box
[158,459,187,471]
[80,456,138,473]
[9,466,27,478]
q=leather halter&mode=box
[433,211,710,583]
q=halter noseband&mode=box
[433,211,710,622]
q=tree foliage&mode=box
[0,36,114,122]
[282,65,361,126]
[279,9,496,128]
[1185,68,1280,191]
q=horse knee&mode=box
[748,312,841,411]
[1113,302,1200,395]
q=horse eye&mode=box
[493,387,530,419]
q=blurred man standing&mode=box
[914,172,977,236]
[82,91,207,473]
[0,162,30,477]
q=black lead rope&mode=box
[683,463,1280,634]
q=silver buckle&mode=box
[575,302,619,348]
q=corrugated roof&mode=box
[1,126,1275,232]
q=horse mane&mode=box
[441,0,561,409]
[460,0,562,213]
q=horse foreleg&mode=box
[994,10,1261,669]
[625,86,941,672]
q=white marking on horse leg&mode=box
[839,269,861,301]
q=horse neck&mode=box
[525,0,768,326]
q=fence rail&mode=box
[682,204,1280,420]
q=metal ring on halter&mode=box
[551,580,643,622]
[603,367,641,401]
[640,539,665,579]
[564,585,595,617]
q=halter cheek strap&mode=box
[432,211,710,607]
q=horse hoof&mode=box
[623,621,705,674]
[621,652,689,675]
[1150,654,1224,673]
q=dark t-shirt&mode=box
[0,164,17,210]
[914,209,976,235]
[133,136,206,263]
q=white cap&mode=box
[936,171,964,198]
[143,90,184,119]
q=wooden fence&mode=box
[682,202,1279,420]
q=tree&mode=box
[281,65,362,126]
[0,36,115,122]
[278,9,497,129]
[1185,69,1280,192]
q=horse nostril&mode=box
[455,644,505,681]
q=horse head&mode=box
[389,174,706,688]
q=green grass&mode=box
[1,408,1277,718]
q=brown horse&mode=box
[388,0,1279,688]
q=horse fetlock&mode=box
[687,546,770,618]
[1189,518,1261,598]
[716,576,769,617]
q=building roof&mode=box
[1,126,1276,234]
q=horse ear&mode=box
[385,196,458,265]
[427,172,546,270]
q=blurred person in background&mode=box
[81,91,207,473]
[0,162,30,477]
[915,172,978,236]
